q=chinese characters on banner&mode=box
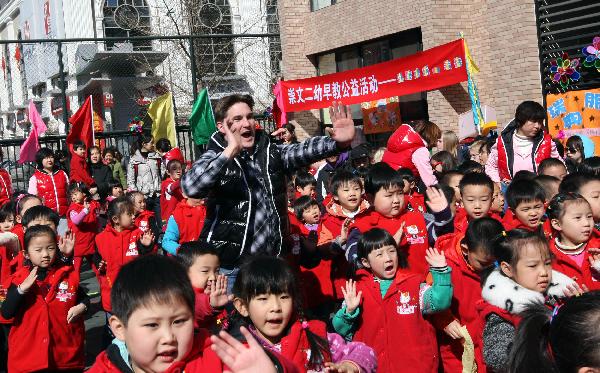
[547,88,600,156]
[361,98,401,135]
[279,39,468,113]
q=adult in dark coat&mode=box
[89,146,115,199]
[181,94,356,290]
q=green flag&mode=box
[189,88,216,145]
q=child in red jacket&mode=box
[175,241,228,331]
[397,167,426,213]
[547,192,600,290]
[332,228,452,373]
[503,179,552,236]
[346,163,430,275]
[0,205,19,372]
[69,140,97,191]
[88,255,296,373]
[1,225,88,373]
[290,195,337,316]
[94,196,155,314]
[160,159,184,228]
[559,173,600,232]
[231,256,377,373]
[433,217,504,373]
[127,190,159,237]
[162,197,206,255]
[67,182,100,273]
[453,172,502,234]
[477,229,575,372]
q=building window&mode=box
[103,0,152,51]
[191,0,236,78]
[311,0,335,12]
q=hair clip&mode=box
[550,303,562,323]
[501,231,507,237]
[301,320,309,329]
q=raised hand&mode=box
[210,326,277,373]
[393,222,406,245]
[589,252,600,273]
[443,320,464,340]
[338,218,352,244]
[140,231,154,246]
[327,101,355,148]
[425,247,447,268]
[67,303,86,323]
[563,282,589,298]
[324,361,360,373]
[270,128,286,140]
[19,266,38,293]
[84,200,91,210]
[222,121,243,159]
[341,279,362,315]
[425,186,448,214]
[208,275,233,309]
[58,231,75,257]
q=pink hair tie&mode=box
[301,321,309,329]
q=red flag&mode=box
[272,81,287,128]
[67,96,94,149]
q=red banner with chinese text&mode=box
[280,39,467,113]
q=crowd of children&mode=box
[0,97,598,373]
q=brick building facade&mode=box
[279,0,543,139]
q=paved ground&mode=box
[80,263,106,368]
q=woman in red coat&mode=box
[28,148,69,216]
[382,120,442,187]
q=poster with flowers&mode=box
[546,88,600,156]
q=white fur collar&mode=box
[481,268,574,314]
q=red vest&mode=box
[0,168,13,206]
[496,132,552,181]
[476,300,522,332]
[352,209,429,275]
[434,233,486,373]
[95,224,148,311]
[8,265,84,373]
[34,169,69,216]
[67,201,100,257]
[277,319,329,373]
[549,237,600,290]
[160,178,184,224]
[172,200,206,244]
[381,124,427,177]
[353,268,438,373]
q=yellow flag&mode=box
[148,92,177,146]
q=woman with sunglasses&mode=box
[565,135,585,173]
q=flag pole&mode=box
[90,95,95,144]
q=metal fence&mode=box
[0,115,275,192]
[0,31,280,141]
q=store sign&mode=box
[104,93,114,108]
[280,39,467,112]
[547,88,600,156]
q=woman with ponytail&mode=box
[230,256,376,373]
[506,291,600,373]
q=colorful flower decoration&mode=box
[128,116,144,133]
[550,53,580,88]
[582,36,600,72]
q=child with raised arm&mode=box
[333,228,452,373]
